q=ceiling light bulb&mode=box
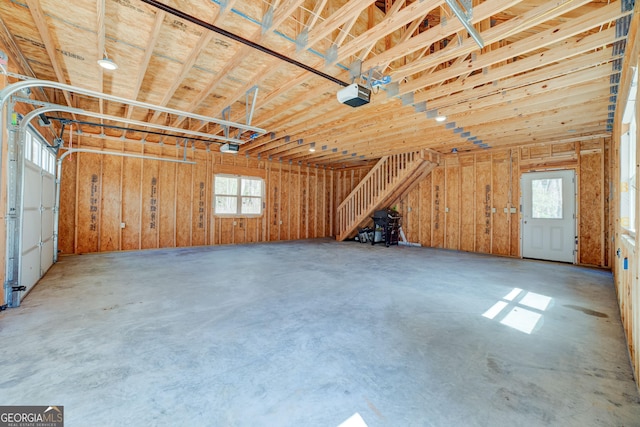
[98,57,118,70]
[309,148,316,152]
[435,115,446,122]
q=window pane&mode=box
[531,178,562,219]
[241,178,262,196]
[25,134,32,161]
[48,151,55,174]
[215,196,237,214]
[32,140,40,166]
[215,176,237,195]
[241,197,261,214]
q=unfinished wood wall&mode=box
[58,138,336,254]
[391,142,609,267]
[612,10,640,389]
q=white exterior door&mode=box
[521,170,576,263]
[20,129,56,301]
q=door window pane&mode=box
[531,178,563,219]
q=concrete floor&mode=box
[1,239,639,426]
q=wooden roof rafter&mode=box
[247,49,615,159]
[340,0,445,64]
[125,10,165,120]
[390,0,597,82]
[414,35,621,107]
[283,104,608,163]
[361,0,521,73]
[304,0,330,31]
[303,0,379,53]
[0,0,629,165]
[175,0,381,138]
[166,0,309,133]
[397,5,626,98]
[24,0,74,111]
[201,0,449,143]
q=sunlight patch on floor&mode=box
[482,288,552,334]
[337,413,369,427]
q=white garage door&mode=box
[21,128,56,301]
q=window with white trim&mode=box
[621,67,638,234]
[214,175,264,216]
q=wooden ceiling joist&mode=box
[0,0,630,165]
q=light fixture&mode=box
[309,142,316,152]
[436,115,447,122]
[451,148,458,154]
[97,52,118,70]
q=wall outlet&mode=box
[492,207,496,213]
[445,207,449,213]
[120,222,126,229]
[510,207,517,213]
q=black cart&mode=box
[371,209,401,247]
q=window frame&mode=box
[620,67,638,237]
[213,174,264,217]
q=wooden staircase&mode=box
[336,149,439,241]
